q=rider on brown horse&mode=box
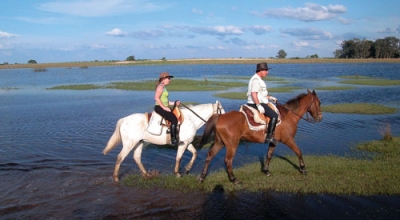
[247,62,278,144]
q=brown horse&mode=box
[197,89,322,184]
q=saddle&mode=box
[239,104,281,131]
[146,107,184,135]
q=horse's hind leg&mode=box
[183,143,197,175]
[198,139,224,183]
[224,144,240,185]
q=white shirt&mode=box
[247,73,269,104]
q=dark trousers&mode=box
[247,103,278,120]
[154,105,178,126]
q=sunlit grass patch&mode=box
[213,87,304,99]
[339,78,400,86]
[322,103,397,114]
[338,75,375,79]
[106,79,247,91]
[0,87,20,90]
[46,84,103,90]
[123,137,400,195]
[315,86,355,90]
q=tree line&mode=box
[334,36,400,59]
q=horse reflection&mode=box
[197,90,322,184]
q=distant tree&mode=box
[333,49,343,58]
[161,57,167,61]
[309,54,319,58]
[28,60,37,64]
[276,49,287,58]
[126,56,135,61]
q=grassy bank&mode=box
[1,58,399,70]
[123,136,400,195]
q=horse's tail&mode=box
[103,117,124,155]
[197,114,220,148]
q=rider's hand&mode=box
[269,96,277,103]
[257,104,265,114]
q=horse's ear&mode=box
[307,89,311,94]
[312,90,316,95]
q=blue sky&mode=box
[1,0,399,63]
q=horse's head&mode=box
[307,89,322,122]
[214,100,225,114]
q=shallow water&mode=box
[1,63,400,219]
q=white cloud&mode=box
[337,17,350,25]
[280,28,333,40]
[190,26,243,36]
[106,28,127,36]
[245,25,272,35]
[0,31,18,38]
[39,0,168,17]
[256,3,346,21]
[90,44,108,49]
[192,8,203,15]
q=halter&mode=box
[279,94,321,123]
[180,102,223,123]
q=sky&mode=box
[1,0,399,64]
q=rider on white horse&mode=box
[154,72,180,146]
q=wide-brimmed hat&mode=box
[159,72,174,79]
[256,62,271,72]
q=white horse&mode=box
[103,100,224,182]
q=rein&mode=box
[277,97,319,123]
[180,102,222,123]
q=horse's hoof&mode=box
[185,169,190,175]
[175,172,182,178]
[232,179,242,185]
[198,176,205,183]
[299,168,307,175]
[263,170,271,176]
[113,176,119,182]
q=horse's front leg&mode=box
[113,140,136,182]
[262,144,276,176]
[283,139,307,175]
[133,142,152,178]
[183,143,197,175]
[174,144,187,178]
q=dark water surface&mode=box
[1,63,400,219]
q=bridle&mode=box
[180,102,223,123]
[279,95,321,123]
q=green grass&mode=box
[213,87,303,100]
[47,79,247,91]
[46,84,103,90]
[315,86,356,90]
[322,103,397,114]
[338,75,400,86]
[123,137,400,195]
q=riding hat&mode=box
[256,62,271,72]
[159,72,174,79]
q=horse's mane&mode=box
[283,93,307,111]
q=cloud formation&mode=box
[256,3,346,21]
[38,0,167,17]
[0,31,18,38]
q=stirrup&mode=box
[265,136,278,145]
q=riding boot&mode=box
[265,118,278,145]
[170,124,179,146]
